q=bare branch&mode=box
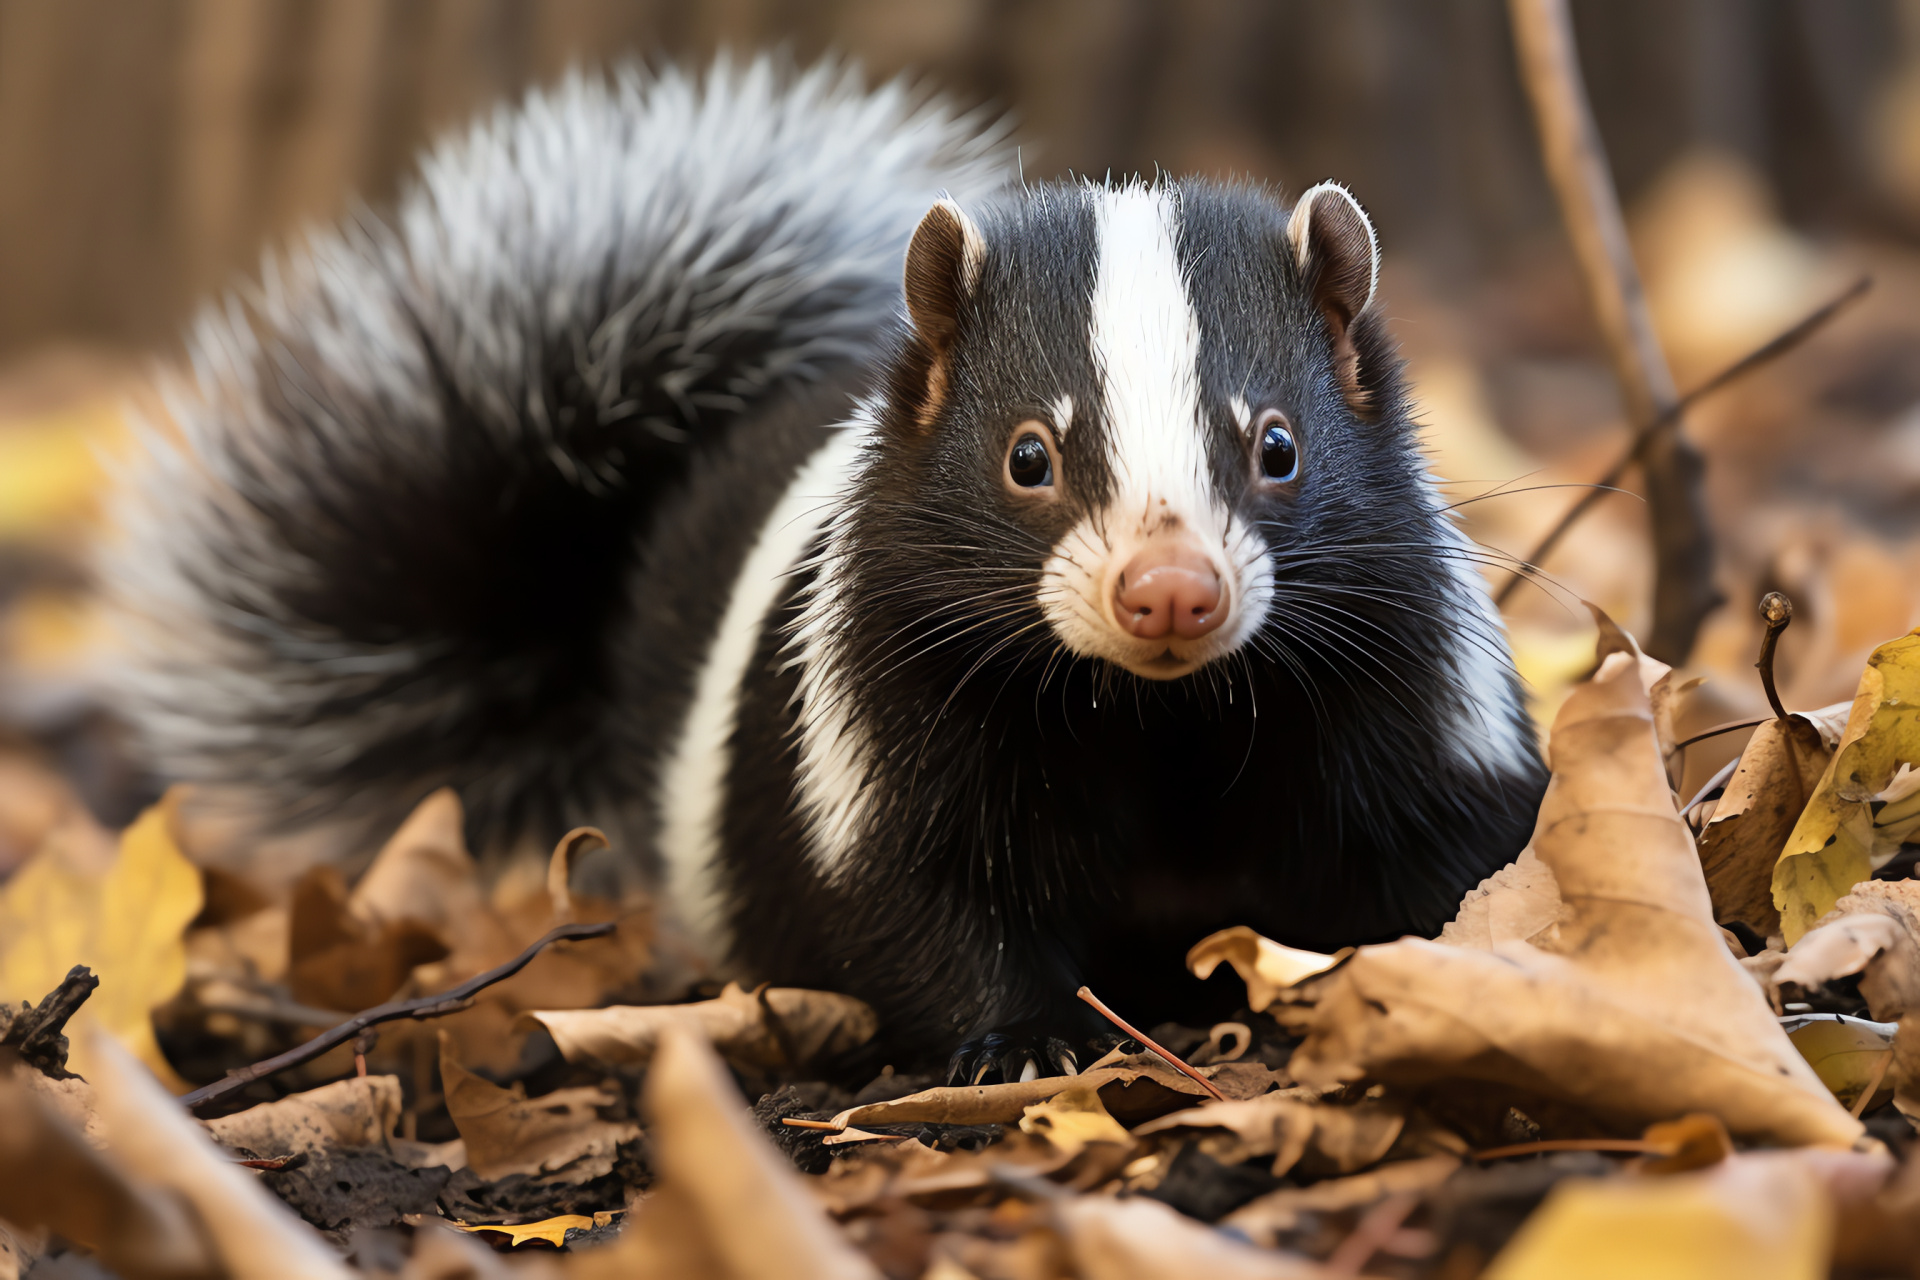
[1506,0,1719,661]
[180,922,615,1114]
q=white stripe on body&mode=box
[655,423,867,956]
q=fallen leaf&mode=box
[1439,848,1569,949]
[1054,1192,1325,1280]
[0,792,201,1087]
[1267,627,1862,1147]
[1780,1014,1898,1114]
[0,1065,215,1280]
[1774,628,1920,943]
[824,1056,1273,1132]
[525,981,878,1073]
[202,1075,403,1156]
[1774,881,1920,1121]
[87,1028,353,1280]
[1133,1092,1404,1178]
[455,1214,595,1247]
[1695,708,1840,935]
[1018,1084,1132,1156]
[571,1025,881,1280]
[1221,1153,1463,1245]
[1185,927,1342,1011]
[438,1032,639,1181]
[1481,1153,1832,1280]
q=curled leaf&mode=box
[1185,927,1341,1011]
[525,981,878,1072]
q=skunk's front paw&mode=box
[946,1020,1118,1086]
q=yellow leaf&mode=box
[1484,1156,1831,1280]
[456,1215,595,1248]
[0,400,125,540]
[0,792,202,1089]
[1784,1014,1897,1112]
[1774,629,1920,943]
[1018,1083,1132,1156]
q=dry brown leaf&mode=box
[202,1074,402,1156]
[1185,926,1343,1011]
[1696,710,1840,935]
[1221,1153,1463,1245]
[1017,1083,1132,1156]
[405,1217,560,1280]
[1774,881,1920,1122]
[824,1056,1273,1132]
[87,1029,352,1280]
[525,981,878,1073]
[1132,1092,1403,1178]
[0,1066,215,1280]
[438,1032,638,1181]
[572,1025,881,1280]
[286,865,448,1013]
[0,792,201,1088]
[1439,848,1569,949]
[1055,1193,1325,1280]
[1269,631,1862,1147]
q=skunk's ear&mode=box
[904,198,985,351]
[1286,182,1381,415]
[897,199,985,429]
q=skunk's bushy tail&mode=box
[107,56,1005,853]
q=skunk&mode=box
[110,57,1547,1080]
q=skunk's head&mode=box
[850,177,1424,686]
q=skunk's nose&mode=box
[1113,544,1226,640]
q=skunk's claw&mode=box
[945,1029,1083,1087]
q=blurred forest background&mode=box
[2,0,1920,849]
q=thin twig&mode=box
[1507,0,1722,660]
[1756,592,1795,723]
[1670,716,1769,754]
[1075,985,1226,1102]
[781,1117,842,1131]
[1850,1051,1893,1119]
[1323,1192,1423,1277]
[1495,276,1870,609]
[180,922,615,1113]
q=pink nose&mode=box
[1113,545,1227,640]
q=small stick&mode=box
[1472,1137,1665,1161]
[780,1118,842,1131]
[1849,1051,1893,1119]
[1495,276,1869,609]
[1756,592,1794,723]
[1323,1191,1423,1277]
[352,1028,378,1080]
[1075,985,1226,1102]
[179,922,615,1113]
[1670,716,1769,754]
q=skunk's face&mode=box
[874,179,1397,684]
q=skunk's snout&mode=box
[1113,543,1227,640]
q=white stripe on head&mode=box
[1037,184,1273,678]
[655,423,867,955]
[1089,185,1212,530]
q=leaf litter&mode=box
[1,612,1919,1278]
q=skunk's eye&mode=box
[1257,413,1299,482]
[1008,433,1054,488]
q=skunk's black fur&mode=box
[112,58,1546,1077]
